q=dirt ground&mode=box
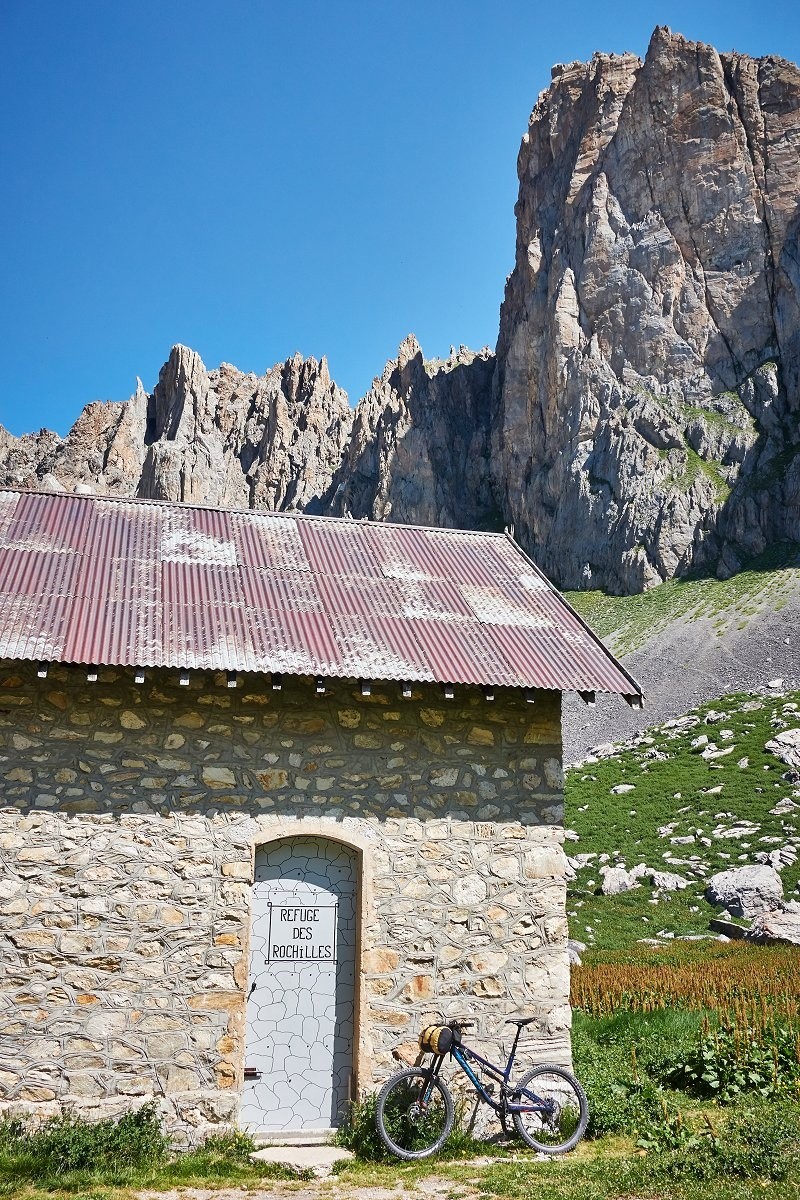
[136,1182,482,1200]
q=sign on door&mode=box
[265,903,337,963]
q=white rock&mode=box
[611,783,636,794]
[567,938,586,966]
[760,846,798,871]
[706,865,784,919]
[650,870,691,891]
[590,743,616,759]
[599,866,640,896]
[40,472,66,492]
[748,905,800,945]
[766,679,784,689]
[712,822,759,839]
[765,728,800,769]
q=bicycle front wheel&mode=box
[375,1067,455,1160]
[511,1065,588,1153]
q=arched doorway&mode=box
[240,836,358,1133]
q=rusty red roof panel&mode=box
[231,511,311,572]
[63,595,162,667]
[0,592,71,662]
[316,571,473,624]
[238,569,324,614]
[326,612,436,682]
[3,491,97,554]
[300,520,385,579]
[92,499,162,564]
[0,490,641,697]
[0,547,83,598]
[392,527,523,585]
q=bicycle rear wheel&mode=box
[511,1065,588,1153]
[375,1067,455,1160]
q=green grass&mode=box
[470,1158,800,1200]
[565,548,800,656]
[565,688,800,950]
[5,1082,798,1200]
[667,445,731,500]
[0,1119,308,1197]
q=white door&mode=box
[241,837,357,1133]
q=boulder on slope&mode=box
[705,864,783,919]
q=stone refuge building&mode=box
[0,489,641,1138]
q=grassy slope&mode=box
[564,689,800,951]
[565,543,800,657]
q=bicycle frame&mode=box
[421,1025,553,1117]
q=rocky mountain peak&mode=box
[494,25,800,591]
[3,29,800,595]
[146,344,208,445]
[395,333,423,372]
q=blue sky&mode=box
[1,0,798,437]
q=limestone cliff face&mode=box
[138,346,354,512]
[0,336,497,531]
[3,28,800,593]
[327,336,497,530]
[1,347,354,514]
[493,27,800,591]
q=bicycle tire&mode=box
[375,1067,455,1160]
[511,1065,588,1154]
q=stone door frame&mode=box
[243,819,374,1114]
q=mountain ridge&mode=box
[3,26,800,596]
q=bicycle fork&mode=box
[416,1055,446,1108]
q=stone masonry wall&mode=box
[0,661,570,1138]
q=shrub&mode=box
[572,1016,677,1138]
[640,1101,800,1185]
[21,1102,169,1175]
[635,1096,706,1152]
[334,1093,388,1161]
[333,1091,493,1162]
[672,1009,800,1101]
[715,1101,800,1180]
[192,1128,258,1161]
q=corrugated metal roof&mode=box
[0,489,642,697]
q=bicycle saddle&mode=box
[505,1016,537,1027]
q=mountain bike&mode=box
[375,1017,588,1160]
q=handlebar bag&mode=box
[419,1025,454,1054]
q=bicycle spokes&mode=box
[377,1071,453,1158]
[512,1067,588,1152]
